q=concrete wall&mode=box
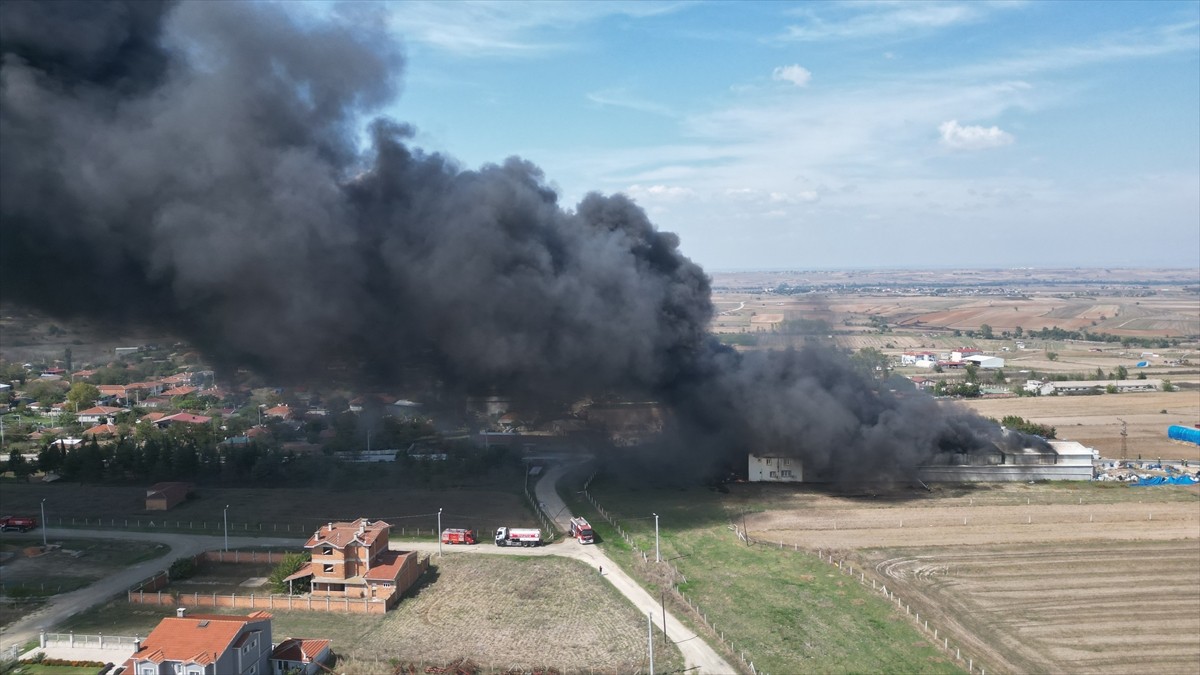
[918,464,1095,482]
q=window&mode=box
[783,458,791,466]
[781,470,793,477]
[322,545,332,555]
[765,458,772,465]
[769,471,777,478]
[324,564,334,573]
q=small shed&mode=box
[146,482,193,511]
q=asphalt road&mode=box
[2,465,736,673]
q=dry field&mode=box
[956,391,1200,463]
[865,542,1200,675]
[735,482,1200,675]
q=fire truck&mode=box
[440,528,477,545]
[0,516,38,532]
[569,517,594,544]
[494,526,542,547]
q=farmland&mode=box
[729,481,1200,674]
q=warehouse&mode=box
[918,440,1096,482]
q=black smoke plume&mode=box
[0,1,1042,483]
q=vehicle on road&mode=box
[0,515,38,532]
[569,517,594,544]
[494,526,541,547]
[441,528,477,545]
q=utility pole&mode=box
[437,508,443,556]
[40,498,47,547]
[1117,418,1128,460]
[647,612,654,675]
[223,504,230,552]
[653,512,660,563]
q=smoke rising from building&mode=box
[0,1,1041,482]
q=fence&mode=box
[730,524,993,675]
[41,632,138,651]
[126,550,430,616]
[128,588,391,614]
[44,516,447,540]
[583,487,761,675]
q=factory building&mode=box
[749,440,1095,484]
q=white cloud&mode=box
[772,64,812,87]
[586,89,676,117]
[938,120,1015,150]
[625,184,696,201]
[780,2,1003,42]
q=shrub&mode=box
[169,556,198,580]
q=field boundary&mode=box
[730,523,994,675]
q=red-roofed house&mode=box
[146,482,193,511]
[288,518,425,608]
[122,610,273,675]
[155,413,212,428]
[77,405,124,425]
[83,422,119,438]
[262,405,292,420]
[270,638,332,675]
[164,385,199,398]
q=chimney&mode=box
[176,607,187,618]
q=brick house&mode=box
[269,638,332,674]
[290,518,424,608]
[122,610,273,675]
[146,482,193,510]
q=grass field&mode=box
[569,470,964,674]
[722,481,1200,674]
[59,555,683,674]
[0,483,537,542]
[0,536,167,600]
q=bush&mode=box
[169,556,198,580]
[269,552,311,594]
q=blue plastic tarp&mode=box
[1132,475,1197,486]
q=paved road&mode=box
[532,464,736,674]
[0,530,303,653]
[3,466,737,673]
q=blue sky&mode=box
[309,1,1199,271]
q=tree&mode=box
[965,364,979,383]
[993,369,1006,384]
[998,415,1056,439]
[980,324,993,339]
[269,553,311,594]
[1105,384,1118,394]
[67,382,101,412]
[1046,352,1059,361]
[6,448,31,479]
[850,347,889,380]
[1163,380,1175,392]
[169,556,199,580]
[1014,326,1023,338]
[1115,365,1128,380]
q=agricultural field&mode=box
[60,554,683,674]
[0,483,535,542]
[728,481,1200,674]
[956,391,1200,463]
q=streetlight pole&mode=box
[437,508,443,556]
[223,504,229,552]
[40,498,47,547]
[647,611,655,675]
[653,512,660,563]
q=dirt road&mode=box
[0,530,302,654]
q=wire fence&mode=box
[731,524,993,675]
[583,487,763,675]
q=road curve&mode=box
[533,463,737,675]
[0,530,303,653]
[3,468,738,673]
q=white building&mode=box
[919,440,1097,482]
[1041,379,1162,395]
[748,454,802,482]
[951,348,983,362]
[900,351,938,367]
[963,355,1005,369]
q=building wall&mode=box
[918,464,1094,482]
[748,454,803,482]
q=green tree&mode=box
[25,379,68,406]
[1105,384,1118,394]
[7,448,31,478]
[1115,365,1128,380]
[998,415,1056,439]
[980,324,993,339]
[269,553,311,594]
[67,382,101,412]
[965,364,979,383]
[1162,380,1175,392]
[1014,326,1023,338]
[1046,352,1059,361]
[850,347,889,380]
[993,369,1006,384]
[169,556,199,580]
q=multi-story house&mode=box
[123,610,272,675]
[300,518,424,606]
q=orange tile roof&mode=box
[305,518,390,550]
[272,638,331,663]
[83,423,119,437]
[128,613,270,667]
[158,412,212,425]
[164,385,198,397]
[78,406,124,416]
[364,550,412,581]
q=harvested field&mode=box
[863,542,1200,674]
[734,482,1200,674]
[956,391,1200,462]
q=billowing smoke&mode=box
[0,1,1041,483]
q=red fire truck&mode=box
[440,528,477,545]
[0,516,38,532]
[569,517,594,544]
